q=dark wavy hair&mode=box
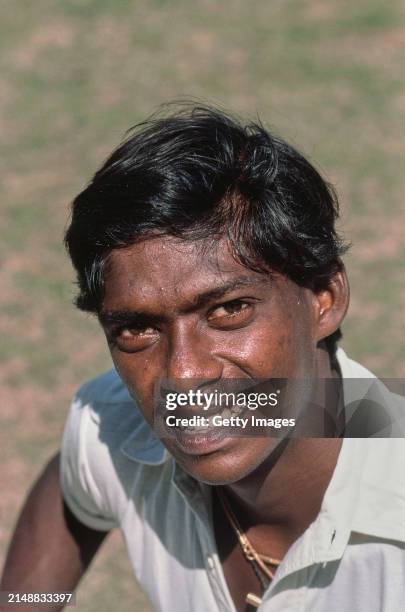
[65,104,348,355]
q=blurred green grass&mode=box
[1,1,404,610]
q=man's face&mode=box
[99,235,324,484]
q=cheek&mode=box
[244,317,315,378]
[240,317,296,373]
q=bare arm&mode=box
[0,453,109,611]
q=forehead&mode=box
[102,235,284,310]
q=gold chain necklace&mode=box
[216,487,281,609]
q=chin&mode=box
[169,437,281,486]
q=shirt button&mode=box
[206,556,215,570]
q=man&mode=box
[2,105,405,612]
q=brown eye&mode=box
[120,327,155,339]
[207,300,253,329]
[111,326,159,352]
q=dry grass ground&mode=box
[1,1,404,610]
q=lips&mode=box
[170,425,231,456]
[154,379,285,449]
[169,401,244,419]
[168,403,222,419]
[156,403,249,460]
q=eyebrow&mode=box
[98,310,163,328]
[187,277,263,311]
[98,276,266,326]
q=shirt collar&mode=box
[120,413,168,465]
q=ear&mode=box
[313,268,350,342]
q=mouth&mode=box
[161,404,246,456]
[171,427,230,456]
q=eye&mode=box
[207,300,254,329]
[109,324,159,352]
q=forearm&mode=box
[0,453,109,611]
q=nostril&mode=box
[166,349,223,382]
[162,375,223,396]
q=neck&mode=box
[226,437,342,534]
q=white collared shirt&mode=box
[60,349,405,611]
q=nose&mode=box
[165,320,222,386]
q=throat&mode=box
[226,438,343,534]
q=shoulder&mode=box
[338,348,405,437]
[72,367,142,448]
[60,368,168,529]
[75,367,134,405]
[71,368,166,462]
